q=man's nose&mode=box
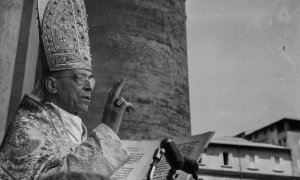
[83,79,95,91]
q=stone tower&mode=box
[82,0,191,140]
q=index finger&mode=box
[105,78,125,107]
[108,78,126,100]
[114,78,126,98]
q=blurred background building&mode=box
[197,118,300,180]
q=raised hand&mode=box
[101,78,134,133]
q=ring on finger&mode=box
[114,97,125,107]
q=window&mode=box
[250,155,255,162]
[263,129,267,135]
[199,153,207,166]
[271,126,274,132]
[277,122,285,133]
[275,157,280,164]
[221,152,232,168]
[280,137,287,146]
[247,154,259,170]
[223,152,229,165]
[273,157,283,172]
[283,137,286,144]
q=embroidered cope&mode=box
[46,102,87,144]
[0,94,129,180]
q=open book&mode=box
[111,131,214,180]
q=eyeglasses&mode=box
[51,73,95,85]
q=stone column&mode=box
[83,0,190,140]
[6,0,39,127]
[0,0,24,143]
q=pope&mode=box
[0,0,133,179]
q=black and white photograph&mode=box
[0,0,300,179]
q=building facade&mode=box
[197,118,300,179]
[197,137,294,180]
[236,118,300,178]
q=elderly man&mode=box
[0,0,132,179]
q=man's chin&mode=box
[75,105,89,114]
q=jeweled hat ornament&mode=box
[38,0,92,72]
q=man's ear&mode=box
[45,77,58,94]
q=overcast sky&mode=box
[186,0,300,137]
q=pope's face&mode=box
[53,69,95,114]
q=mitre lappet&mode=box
[38,0,92,72]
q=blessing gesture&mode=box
[102,78,134,133]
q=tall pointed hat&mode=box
[38,0,92,72]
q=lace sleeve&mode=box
[66,124,129,176]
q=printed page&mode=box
[146,131,215,180]
[175,131,215,180]
[111,140,160,180]
[111,131,214,180]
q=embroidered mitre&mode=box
[38,0,92,72]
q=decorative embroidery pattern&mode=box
[41,0,92,71]
[0,95,128,179]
